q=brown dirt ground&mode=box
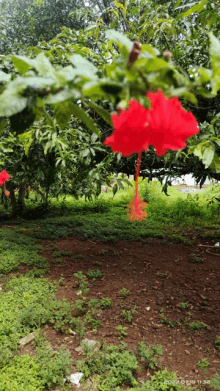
[18,235,220,390]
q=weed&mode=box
[58,276,65,285]
[74,299,86,314]
[85,312,102,331]
[121,306,137,322]
[0,228,47,274]
[138,341,163,369]
[189,253,202,263]
[94,261,103,266]
[87,298,100,313]
[210,373,220,390]
[74,271,87,282]
[149,369,187,391]
[160,313,179,328]
[52,251,72,258]
[197,358,210,374]
[53,258,65,264]
[215,335,220,350]
[87,269,103,279]
[116,325,128,340]
[74,271,89,293]
[101,297,112,308]
[119,288,130,297]
[189,321,206,331]
[87,298,100,308]
[0,275,74,368]
[77,347,138,389]
[72,254,85,259]
[179,302,188,310]
[0,344,72,391]
[26,268,46,278]
[72,318,86,341]
[99,249,108,255]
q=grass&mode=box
[1,181,220,244]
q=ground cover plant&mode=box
[0,185,220,390]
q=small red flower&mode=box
[0,170,10,197]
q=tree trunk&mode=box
[8,183,17,215]
[18,185,26,214]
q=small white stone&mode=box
[67,372,84,386]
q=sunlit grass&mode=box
[0,181,220,242]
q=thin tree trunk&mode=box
[8,183,17,215]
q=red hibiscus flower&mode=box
[0,170,10,185]
[103,100,149,157]
[0,170,10,197]
[146,90,199,156]
[103,90,199,222]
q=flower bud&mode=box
[127,41,142,68]
[163,50,172,61]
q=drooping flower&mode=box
[103,100,149,157]
[0,170,10,197]
[146,90,199,156]
[103,90,199,222]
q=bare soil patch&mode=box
[19,236,220,389]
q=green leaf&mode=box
[43,89,80,104]
[88,101,112,126]
[141,44,158,57]
[122,178,132,187]
[141,58,168,72]
[0,71,10,83]
[193,144,203,159]
[70,103,100,138]
[106,29,133,51]
[112,183,118,197]
[100,81,123,96]
[22,76,55,89]
[202,146,215,168]
[54,101,74,129]
[117,179,124,190]
[109,9,119,19]
[36,52,56,78]
[83,81,107,98]
[57,66,79,81]
[181,91,198,106]
[10,55,37,75]
[0,88,27,117]
[68,54,97,79]
[113,1,126,16]
[0,118,6,132]
[44,140,54,155]
[209,33,220,95]
[178,0,208,18]
[210,153,220,173]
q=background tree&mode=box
[1,0,220,213]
